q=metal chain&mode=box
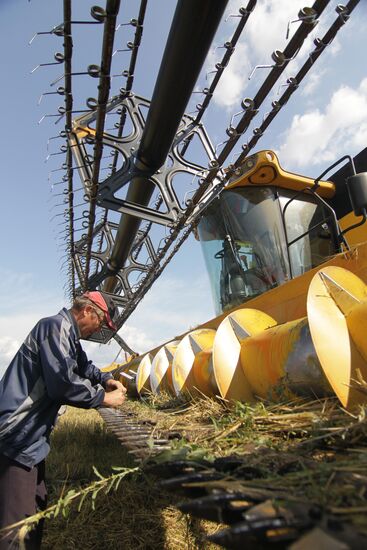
[83,0,121,288]
[180,0,257,157]
[110,0,148,173]
[89,0,148,275]
[63,0,76,298]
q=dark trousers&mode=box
[0,455,47,550]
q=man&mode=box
[0,291,126,549]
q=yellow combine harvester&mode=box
[109,149,367,410]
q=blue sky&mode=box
[1,0,366,376]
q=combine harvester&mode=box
[64,0,367,412]
[120,147,367,411]
[36,0,367,545]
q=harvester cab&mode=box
[198,150,345,315]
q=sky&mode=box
[0,0,366,377]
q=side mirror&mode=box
[346,172,367,216]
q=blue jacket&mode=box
[0,308,112,468]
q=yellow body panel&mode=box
[226,150,335,199]
[339,211,367,246]
[73,125,95,140]
[100,362,121,373]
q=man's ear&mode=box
[83,305,93,316]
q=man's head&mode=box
[71,291,117,338]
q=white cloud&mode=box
[0,268,63,315]
[0,309,63,379]
[241,0,296,59]
[209,1,315,109]
[209,41,251,109]
[278,77,367,168]
[0,337,20,378]
[120,325,155,353]
[301,69,325,98]
[0,267,65,378]
[209,0,297,109]
[351,121,367,149]
[207,1,354,110]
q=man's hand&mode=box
[102,387,126,407]
[102,378,127,407]
[104,378,126,393]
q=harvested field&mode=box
[42,406,222,550]
[38,394,367,548]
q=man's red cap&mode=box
[83,291,117,331]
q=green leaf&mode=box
[92,466,105,480]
